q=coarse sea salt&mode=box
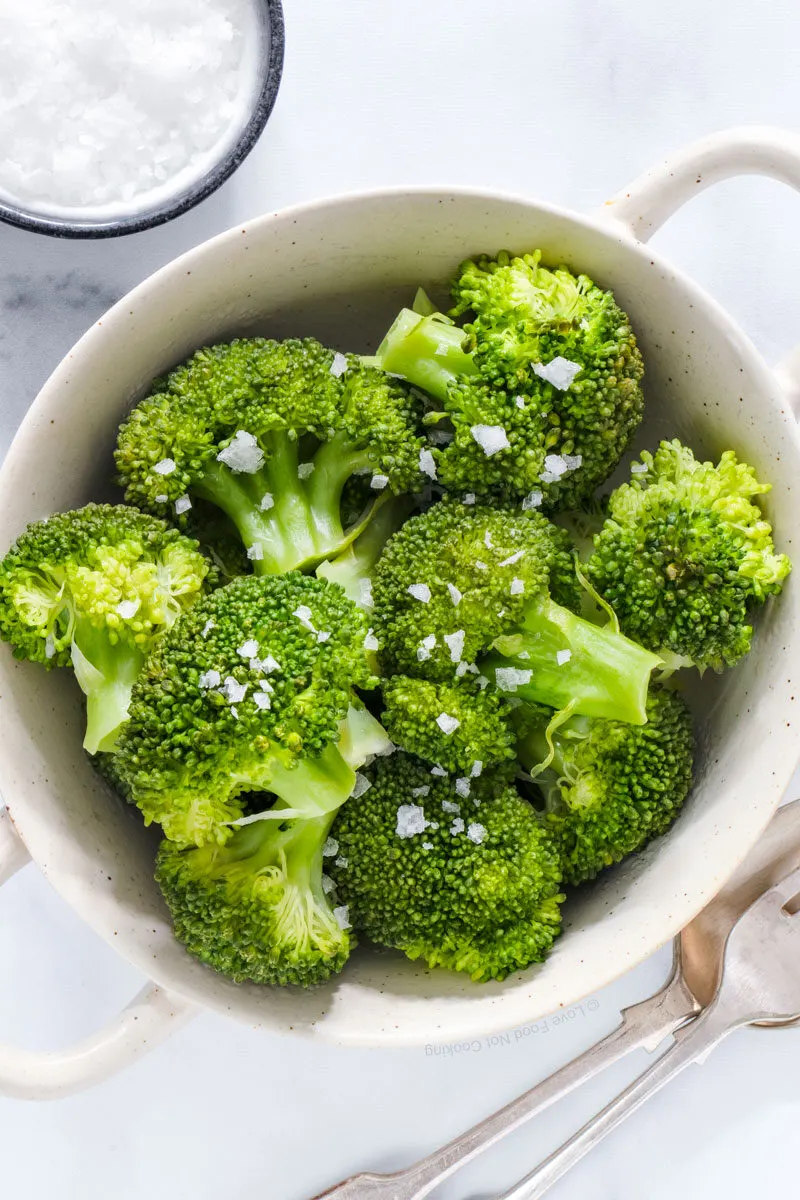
[0,0,264,219]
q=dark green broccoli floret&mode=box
[156,804,353,988]
[0,504,213,754]
[373,499,661,724]
[381,675,515,775]
[585,441,792,671]
[115,338,427,576]
[113,573,390,848]
[330,752,563,982]
[370,251,643,508]
[516,686,694,885]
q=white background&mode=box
[2,2,800,1197]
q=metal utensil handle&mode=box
[0,808,196,1100]
[311,949,696,1200]
[598,125,800,411]
[497,1002,738,1200]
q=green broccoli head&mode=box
[372,497,579,680]
[371,251,643,508]
[330,752,564,982]
[517,686,694,885]
[114,572,382,848]
[156,807,353,988]
[585,441,792,671]
[381,675,515,775]
[0,504,213,753]
[115,338,427,576]
[373,498,661,724]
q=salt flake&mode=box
[533,356,582,391]
[153,458,176,476]
[396,804,428,838]
[407,583,431,603]
[556,649,572,665]
[494,667,532,692]
[470,425,510,457]
[436,712,460,735]
[217,431,265,474]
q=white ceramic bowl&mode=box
[2,127,800,1099]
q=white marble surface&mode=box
[2,1,800,1197]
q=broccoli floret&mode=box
[115,338,427,576]
[330,752,563,982]
[156,803,353,988]
[371,251,643,508]
[113,573,388,848]
[316,492,417,609]
[373,499,661,724]
[516,686,694,885]
[381,675,515,775]
[585,441,792,671]
[0,504,212,754]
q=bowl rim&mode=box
[0,0,285,240]
[1,183,799,1043]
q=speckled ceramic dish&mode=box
[1,126,799,1098]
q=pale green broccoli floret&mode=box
[0,504,213,753]
[585,440,792,671]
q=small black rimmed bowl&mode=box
[0,0,284,239]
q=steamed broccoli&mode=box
[115,338,427,576]
[0,504,213,753]
[114,573,390,847]
[156,803,354,988]
[373,499,662,725]
[516,686,694,884]
[330,752,564,981]
[585,441,792,671]
[371,251,643,508]
[381,675,515,775]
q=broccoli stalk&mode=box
[193,431,376,576]
[70,622,147,755]
[156,800,353,987]
[484,595,662,725]
[369,310,479,404]
[316,493,417,606]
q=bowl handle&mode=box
[599,125,800,413]
[0,808,196,1100]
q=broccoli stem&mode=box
[316,493,416,605]
[483,597,662,725]
[372,309,479,404]
[194,431,383,576]
[256,741,358,821]
[70,620,145,754]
